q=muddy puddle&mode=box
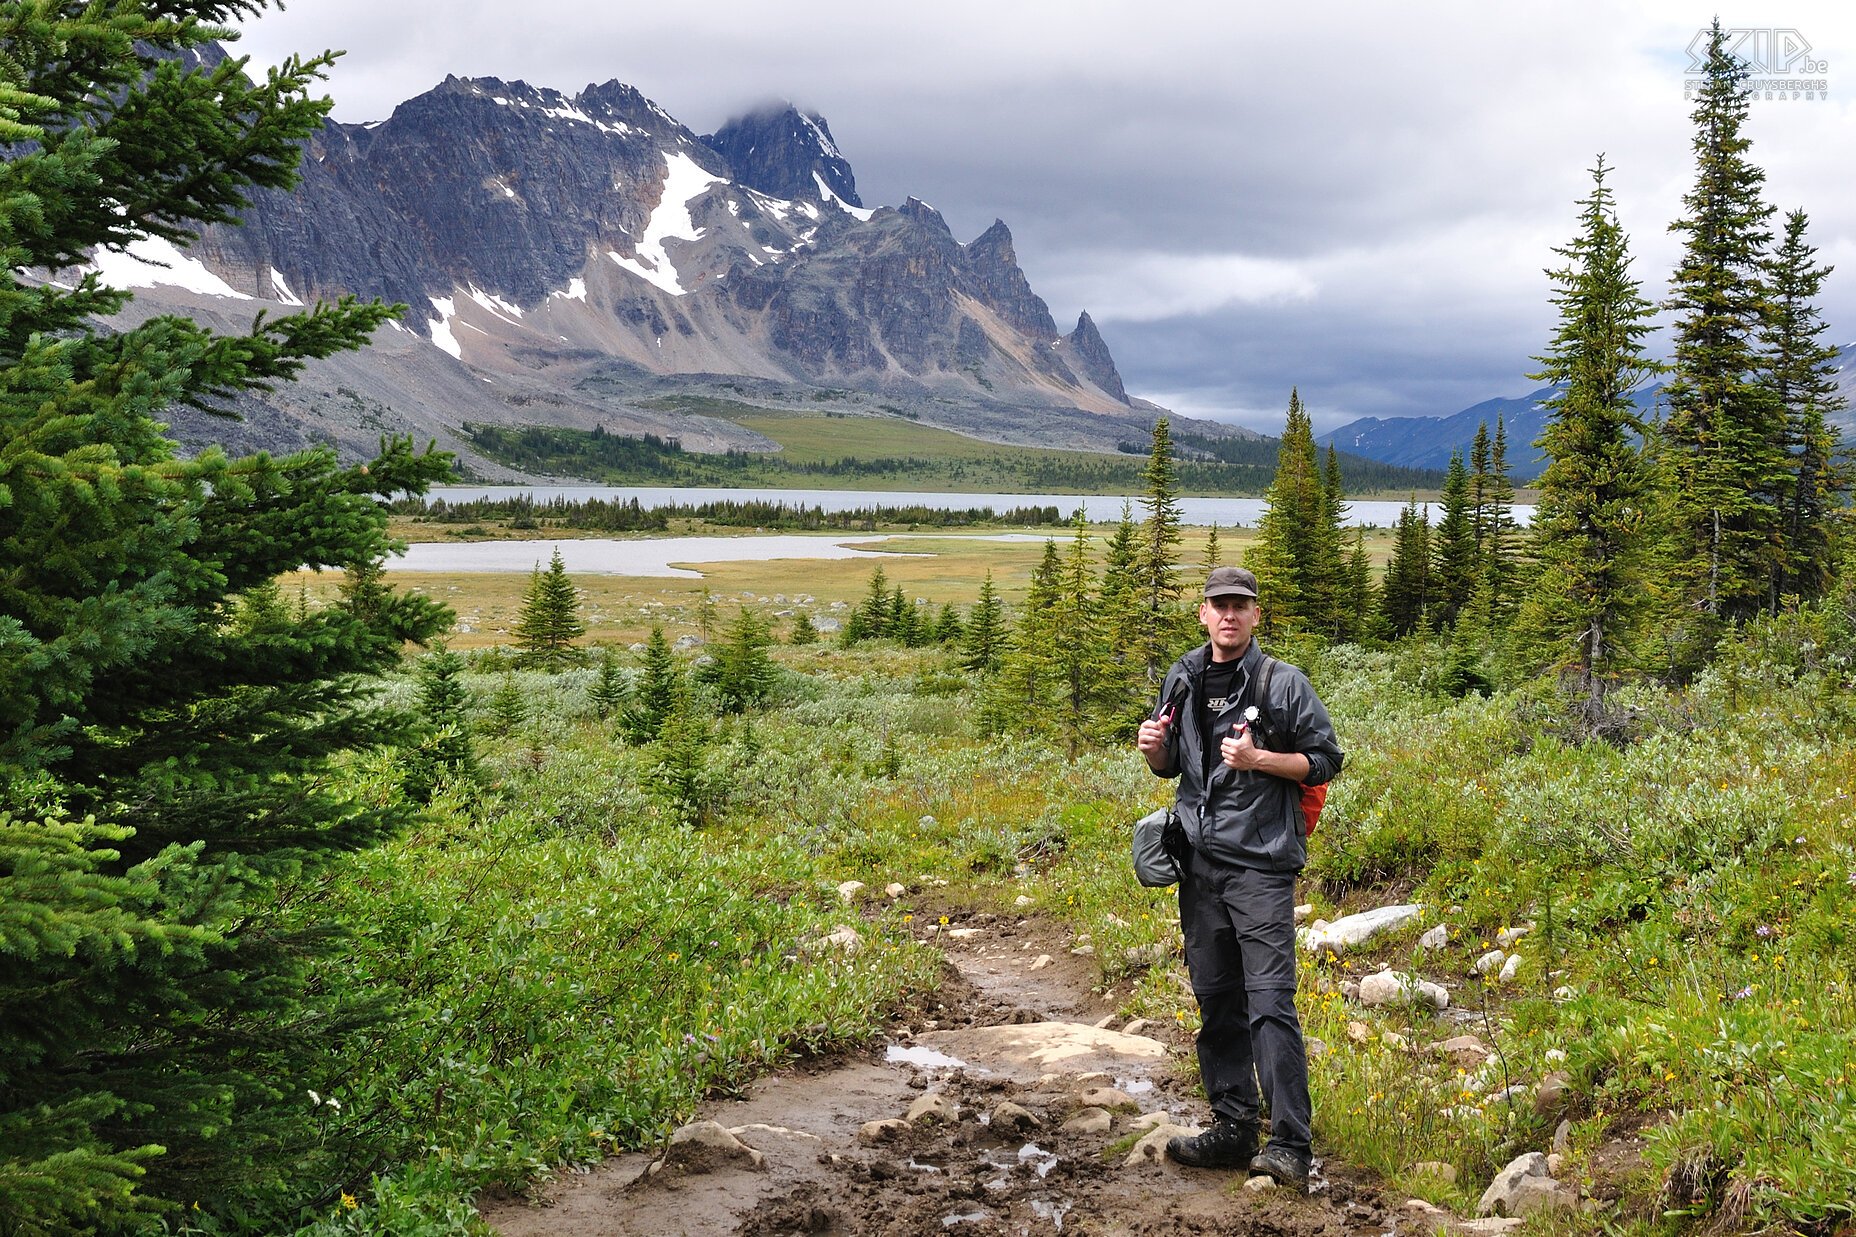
[479,913,1413,1236]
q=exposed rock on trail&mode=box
[480,914,1407,1235]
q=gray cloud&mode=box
[234,1,1856,433]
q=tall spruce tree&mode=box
[984,540,1063,738]
[1661,19,1785,635]
[1137,417,1186,683]
[1480,418,1522,623]
[0,8,452,1228]
[1053,509,1110,757]
[1762,208,1849,602]
[621,625,681,743]
[1097,501,1148,713]
[1429,452,1478,631]
[962,571,1006,673]
[513,547,586,669]
[1315,445,1349,637]
[1518,158,1664,724]
[1246,389,1324,637]
[1380,499,1433,637]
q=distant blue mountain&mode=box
[1320,384,1670,481]
[1324,339,1856,484]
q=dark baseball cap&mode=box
[1203,566,1258,599]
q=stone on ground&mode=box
[661,1120,766,1173]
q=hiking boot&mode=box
[1248,1143,1312,1191]
[1165,1121,1259,1169]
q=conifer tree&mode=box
[1480,418,1522,623]
[1137,417,1186,682]
[1517,158,1664,724]
[406,644,479,799]
[1097,501,1149,709]
[621,625,681,743]
[702,606,777,711]
[1314,445,1349,637]
[962,571,1006,673]
[588,650,629,720]
[0,9,452,1227]
[1661,19,1786,635]
[1246,390,1324,637]
[1762,208,1849,602]
[1200,523,1222,578]
[932,602,964,646]
[984,540,1063,737]
[1430,452,1478,630]
[1052,509,1110,756]
[513,547,586,670]
[1380,499,1433,637]
[1343,529,1376,642]
[790,610,820,646]
[483,673,528,737]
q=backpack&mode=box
[1249,656,1329,837]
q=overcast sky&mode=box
[233,2,1854,435]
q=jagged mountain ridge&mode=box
[102,49,1156,473]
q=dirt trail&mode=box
[478,913,1404,1236]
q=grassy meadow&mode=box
[267,528,1856,1237]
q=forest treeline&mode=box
[390,493,1064,531]
[459,419,1447,497]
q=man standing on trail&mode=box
[1135,566,1343,1191]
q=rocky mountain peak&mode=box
[702,103,861,207]
[1063,311,1130,404]
[963,219,1057,341]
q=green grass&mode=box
[268,586,1856,1235]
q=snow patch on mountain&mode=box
[90,235,249,299]
[428,296,462,358]
[814,171,874,221]
[268,267,303,305]
[605,151,725,294]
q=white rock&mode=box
[990,1101,1041,1131]
[1419,925,1449,950]
[1128,1110,1172,1131]
[1028,954,1053,971]
[1014,894,1034,908]
[1403,1199,1448,1216]
[1473,949,1508,975]
[1075,1086,1139,1112]
[1071,945,1095,957]
[1359,969,1445,1009]
[807,925,863,954]
[835,880,865,903]
[663,1120,766,1172]
[1498,953,1524,983]
[1122,1018,1153,1036]
[1553,985,1575,1000]
[857,1118,908,1144]
[945,927,983,940]
[1125,1123,1200,1167]
[1299,903,1424,954]
[885,882,906,898]
[1293,903,1314,922]
[1244,1174,1278,1193]
[1458,1220,1527,1235]
[1340,980,1361,1002]
[1410,1160,1457,1184]
[1060,1107,1113,1135]
[1477,1152,1549,1217]
[1497,924,1534,948]
[1544,1048,1568,1063]
[906,1091,959,1124]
